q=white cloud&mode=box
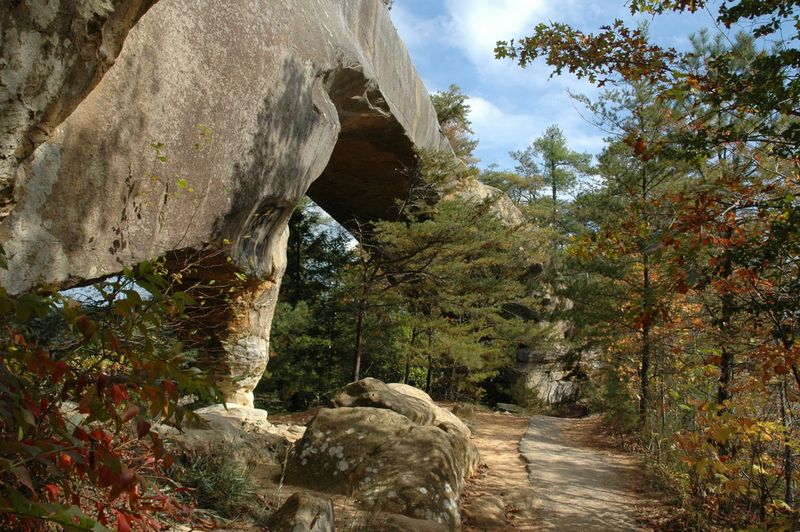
[468,93,605,169]
[442,0,549,68]
[389,2,623,169]
[468,96,539,157]
[437,0,606,93]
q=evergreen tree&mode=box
[431,85,479,165]
[510,125,592,223]
[258,200,354,409]
[346,150,542,399]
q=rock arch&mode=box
[0,0,454,405]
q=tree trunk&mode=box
[425,355,433,394]
[781,378,794,506]
[352,300,366,382]
[403,327,417,384]
[639,158,651,423]
[640,255,651,421]
[425,328,433,394]
[551,163,558,224]
[716,229,735,409]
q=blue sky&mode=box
[390,1,727,170]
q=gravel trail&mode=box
[520,415,650,531]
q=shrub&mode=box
[168,446,258,520]
[0,257,221,529]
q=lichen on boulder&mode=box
[286,379,478,529]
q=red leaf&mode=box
[121,403,139,423]
[115,510,131,532]
[98,465,114,488]
[44,483,60,502]
[96,374,112,398]
[51,361,68,384]
[72,426,90,442]
[111,384,128,405]
[96,502,108,525]
[78,391,94,414]
[162,380,178,400]
[136,420,152,440]
[89,428,112,447]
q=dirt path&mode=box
[460,412,539,530]
[521,415,658,531]
[462,413,658,531]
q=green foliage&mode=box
[431,85,479,164]
[344,150,544,400]
[261,150,550,404]
[510,125,592,208]
[258,201,354,410]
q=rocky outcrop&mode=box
[516,348,583,404]
[0,0,156,220]
[286,380,478,529]
[504,289,589,406]
[0,0,456,405]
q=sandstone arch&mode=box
[0,0,454,405]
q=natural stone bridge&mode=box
[0,0,470,406]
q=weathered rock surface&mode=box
[517,347,583,404]
[333,378,472,440]
[0,0,156,219]
[1,0,448,295]
[286,380,478,529]
[385,382,472,439]
[265,492,335,532]
[332,377,436,426]
[506,290,589,406]
[380,513,449,531]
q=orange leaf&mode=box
[74,315,96,338]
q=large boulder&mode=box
[287,379,479,529]
[386,382,472,440]
[286,407,469,529]
[159,405,293,481]
[332,378,472,440]
[331,377,436,426]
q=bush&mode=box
[169,446,259,519]
[0,258,221,529]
